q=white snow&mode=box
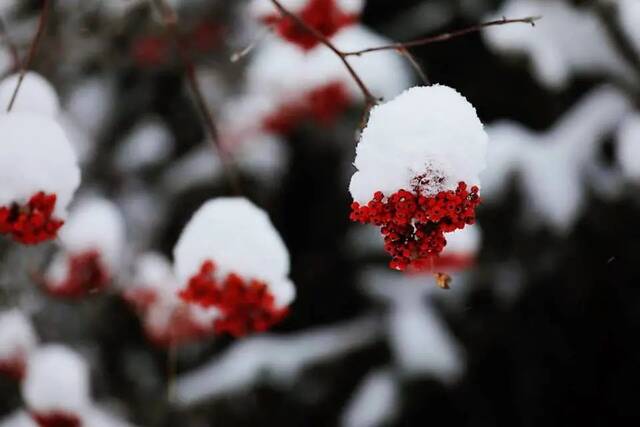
[350,85,488,203]
[0,411,37,427]
[64,77,114,140]
[114,118,174,172]
[619,0,640,52]
[616,113,640,182]
[0,72,60,117]
[483,0,630,89]
[22,345,91,415]
[246,25,412,105]
[0,112,81,216]
[362,268,464,381]
[0,310,37,361]
[55,197,126,271]
[175,317,379,405]
[173,198,295,308]
[341,368,398,427]
[442,224,481,257]
[482,85,630,231]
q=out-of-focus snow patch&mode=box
[361,268,464,382]
[341,368,399,427]
[114,118,174,172]
[249,0,364,20]
[22,345,91,415]
[616,112,640,182]
[619,0,640,52]
[350,85,487,203]
[173,198,295,307]
[56,197,126,272]
[482,86,630,232]
[175,317,379,405]
[161,145,223,194]
[0,72,59,117]
[65,77,114,141]
[0,411,36,427]
[0,112,80,217]
[483,0,630,89]
[0,310,37,365]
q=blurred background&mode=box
[1,0,640,426]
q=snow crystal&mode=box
[0,72,60,117]
[350,85,488,203]
[0,310,37,361]
[617,113,640,182]
[173,198,295,308]
[341,368,399,427]
[483,0,630,89]
[0,112,81,217]
[22,345,91,415]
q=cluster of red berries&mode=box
[0,355,26,381]
[350,182,481,271]
[45,251,110,299]
[263,0,358,50]
[262,82,351,134]
[0,192,63,245]
[179,260,289,337]
[31,412,81,427]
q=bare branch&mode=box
[151,0,243,195]
[342,16,540,56]
[7,0,51,112]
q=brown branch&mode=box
[270,0,379,109]
[342,16,541,56]
[398,47,430,85]
[151,0,243,195]
[7,0,51,112]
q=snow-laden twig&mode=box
[174,316,380,406]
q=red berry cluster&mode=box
[0,355,26,381]
[144,305,213,348]
[45,250,110,299]
[179,260,289,337]
[264,0,358,50]
[0,192,63,245]
[350,182,481,271]
[263,82,351,134]
[31,412,81,427]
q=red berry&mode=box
[0,192,63,245]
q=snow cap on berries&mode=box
[0,310,37,380]
[174,198,295,308]
[350,85,488,202]
[43,198,125,298]
[0,73,60,117]
[22,346,91,416]
[0,113,81,244]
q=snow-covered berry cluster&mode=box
[42,198,125,298]
[0,310,37,381]
[174,198,295,337]
[0,112,80,245]
[349,85,488,271]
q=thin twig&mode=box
[7,0,51,112]
[151,0,243,195]
[342,16,541,56]
[270,0,379,109]
[398,47,430,85]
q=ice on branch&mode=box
[245,25,411,133]
[43,198,125,298]
[0,113,81,244]
[174,198,295,337]
[0,310,37,381]
[23,345,90,427]
[616,113,640,183]
[249,0,364,50]
[483,0,631,89]
[349,85,487,271]
[0,73,60,117]
[122,253,217,347]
